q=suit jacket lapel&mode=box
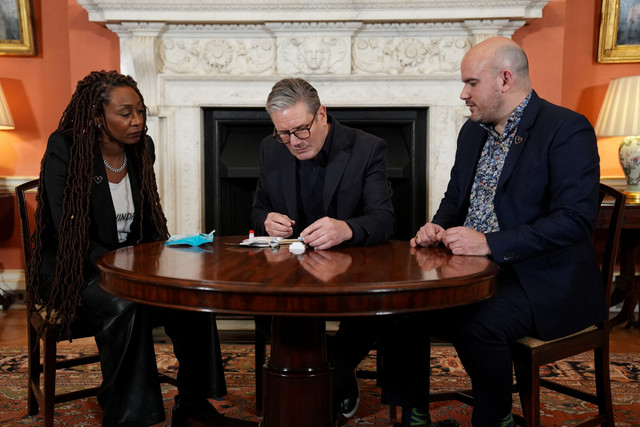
[497,91,541,190]
[324,150,349,212]
[126,146,143,240]
[323,121,350,212]
[281,151,298,221]
[458,127,487,212]
[91,141,119,245]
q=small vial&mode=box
[249,230,255,239]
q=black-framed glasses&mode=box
[272,114,316,144]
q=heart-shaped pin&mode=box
[94,176,103,184]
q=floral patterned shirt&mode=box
[463,91,532,233]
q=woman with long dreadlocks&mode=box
[28,70,232,426]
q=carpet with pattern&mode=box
[0,344,638,426]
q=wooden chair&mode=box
[16,179,101,427]
[16,179,176,427]
[509,183,625,426]
[431,183,626,426]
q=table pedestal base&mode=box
[262,317,332,427]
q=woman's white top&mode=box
[109,173,135,243]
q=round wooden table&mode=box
[98,237,498,427]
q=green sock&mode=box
[497,412,514,427]
[401,407,430,426]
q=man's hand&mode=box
[442,226,491,256]
[300,217,353,250]
[411,223,445,247]
[264,212,295,238]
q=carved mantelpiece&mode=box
[78,0,550,234]
[79,1,551,23]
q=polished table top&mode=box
[98,236,499,317]
[98,236,498,427]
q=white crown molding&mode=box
[78,0,549,23]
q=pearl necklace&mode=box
[103,152,128,173]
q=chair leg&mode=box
[514,353,540,426]
[42,327,58,427]
[594,347,615,426]
[255,330,267,415]
[27,321,40,416]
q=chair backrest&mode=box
[596,183,626,317]
[15,179,39,286]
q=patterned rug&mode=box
[0,343,638,426]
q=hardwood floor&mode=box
[1,307,639,352]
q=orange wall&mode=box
[514,0,639,177]
[0,0,120,270]
[0,0,120,177]
[1,0,639,270]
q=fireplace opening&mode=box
[203,107,427,240]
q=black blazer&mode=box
[432,91,605,340]
[251,116,395,246]
[38,131,157,297]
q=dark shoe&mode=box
[334,369,360,419]
[171,396,257,427]
[394,421,459,427]
[171,397,223,427]
[395,406,431,426]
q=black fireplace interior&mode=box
[203,107,428,240]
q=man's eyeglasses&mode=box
[272,114,316,144]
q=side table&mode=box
[0,192,15,310]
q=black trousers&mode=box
[430,271,534,427]
[329,314,431,408]
[79,278,227,426]
[329,272,535,426]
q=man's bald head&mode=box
[459,37,532,132]
[464,37,531,91]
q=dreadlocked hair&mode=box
[27,70,169,340]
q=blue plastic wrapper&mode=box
[164,230,215,246]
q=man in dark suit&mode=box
[251,77,394,248]
[411,37,603,426]
[253,78,433,422]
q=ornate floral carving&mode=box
[352,36,471,75]
[397,39,428,68]
[158,37,275,75]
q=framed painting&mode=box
[0,0,36,56]
[598,0,640,63]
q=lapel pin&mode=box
[94,176,103,184]
[515,136,523,144]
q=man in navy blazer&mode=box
[411,37,603,426]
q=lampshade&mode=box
[595,75,640,136]
[595,75,640,199]
[0,83,15,130]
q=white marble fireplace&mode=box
[78,0,550,234]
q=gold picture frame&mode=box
[0,0,36,56]
[598,0,640,63]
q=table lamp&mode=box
[0,83,15,130]
[0,82,14,242]
[595,75,640,201]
